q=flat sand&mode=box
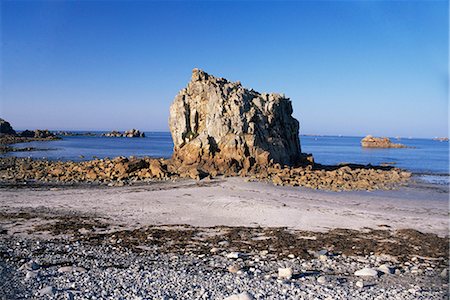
[1,177,448,236]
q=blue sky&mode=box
[1,0,448,138]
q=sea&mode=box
[3,133,449,185]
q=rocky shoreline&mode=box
[0,156,411,191]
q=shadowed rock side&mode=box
[169,69,303,175]
[0,119,16,136]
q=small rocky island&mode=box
[361,135,407,148]
[102,129,145,138]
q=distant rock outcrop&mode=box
[432,137,448,142]
[169,69,303,174]
[0,119,16,136]
[361,135,406,148]
[103,129,145,138]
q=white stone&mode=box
[319,254,328,261]
[356,280,365,288]
[354,267,379,277]
[38,286,55,296]
[74,267,87,272]
[223,292,254,300]
[58,266,74,273]
[278,267,293,280]
[25,271,38,280]
[317,276,327,284]
[226,252,242,259]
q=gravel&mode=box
[1,234,448,299]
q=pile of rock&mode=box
[361,135,406,148]
[0,156,411,191]
[103,129,145,138]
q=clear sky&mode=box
[1,0,448,138]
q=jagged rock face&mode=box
[169,69,302,170]
[0,118,16,136]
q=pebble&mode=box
[228,264,240,274]
[440,268,448,278]
[356,280,365,288]
[58,266,74,273]
[278,267,293,280]
[19,260,40,271]
[226,252,242,259]
[223,291,254,300]
[354,268,379,277]
[25,271,38,280]
[317,276,327,284]
[38,286,55,296]
[319,254,328,261]
[377,264,395,275]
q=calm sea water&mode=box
[3,133,448,183]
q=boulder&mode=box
[361,135,406,148]
[169,69,303,174]
[0,118,16,135]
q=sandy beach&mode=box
[1,177,448,236]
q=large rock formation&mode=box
[169,69,302,173]
[361,135,406,148]
[0,118,16,136]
